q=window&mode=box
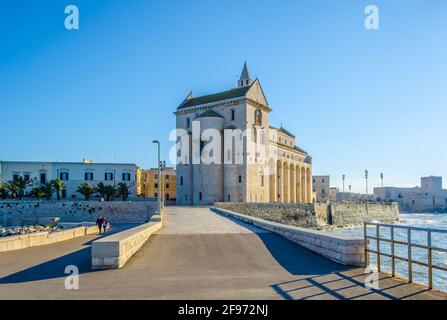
[154,192,158,198]
[165,193,170,201]
[165,175,169,180]
[261,175,264,187]
[40,173,47,184]
[13,174,19,181]
[322,179,325,183]
[231,110,235,120]
[154,174,158,179]
[227,194,231,201]
[199,192,203,201]
[24,175,30,182]
[166,184,169,189]
[180,176,183,186]
[185,194,188,201]
[62,189,67,199]
[85,172,94,181]
[105,172,114,181]
[155,183,158,188]
[238,176,242,183]
[186,118,190,128]
[60,172,69,181]
[122,173,131,181]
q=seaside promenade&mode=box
[0,207,445,300]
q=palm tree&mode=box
[95,182,116,201]
[6,181,19,199]
[116,182,132,201]
[51,179,65,200]
[77,182,95,200]
[40,182,55,200]
[29,187,45,200]
[0,183,9,199]
[9,176,33,200]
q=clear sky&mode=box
[1,0,446,193]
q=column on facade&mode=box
[301,167,306,204]
[306,167,311,203]
[290,164,295,203]
[283,162,289,203]
[277,161,283,203]
[296,165,301,203]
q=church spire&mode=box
[238,61,252,87]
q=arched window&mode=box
[255,109,262,125]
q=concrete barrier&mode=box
[91,212,164,269]
[0,225,99,253]
[212,207,366,267]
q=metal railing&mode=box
[364,222,447,289]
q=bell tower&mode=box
[238,62,253,87]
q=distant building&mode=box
[329,187,339,202]
[138,167,176,201]
[312,175,330,203]
[0,160,138,200]
[336,192,374,202]
[373,176,447,212]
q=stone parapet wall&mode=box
[212,207,365,266]
[330,202,399,226]
[214,202,320,228]
[214,202,400,228]
[0,200,158,226]
[91,211,164,269]
[0,225,98,253]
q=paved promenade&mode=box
[0,207,445,300]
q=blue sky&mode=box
[1,0,446,192]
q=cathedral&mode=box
[175,63,313,205]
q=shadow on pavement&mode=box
[0,247,96,284]
[0,224,138,284]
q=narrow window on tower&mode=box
[231,109,235,120]
[199,192,203,201]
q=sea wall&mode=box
[330,202,400,226]
[0,225,99,253]
[0,200,158,226]
[214,202,399,228]
[213,202,320,228]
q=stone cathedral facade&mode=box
[175,63,313,206]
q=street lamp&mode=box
[152,140,161,213]
[342,174,346,193]
[380,173,384,188]
[365,170,369,196]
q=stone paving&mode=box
[0,207,445,300]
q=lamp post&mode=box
[152,140,161,213]
[380,172,384,188]
[342,174,346,193]
[365,170,369,195]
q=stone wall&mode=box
[0,200,158,226]
[214,202,320,228]
[329,202,400,226]
[214,202,399,228]
[0,225,99,253]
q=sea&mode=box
[330,213,447,293]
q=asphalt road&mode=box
[0,207,445,300]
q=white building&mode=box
[374,176,447,212]
[0,160,138,200]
